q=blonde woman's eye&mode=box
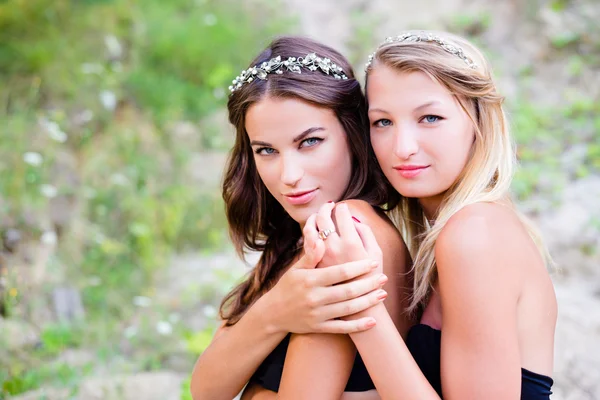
[373,119,392,127]
[300,137,322,148]
[422,115,442,123]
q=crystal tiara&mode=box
[229,52,349,94]
[365,32,478,71]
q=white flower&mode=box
[40,184,58,198]
[124,325,138,338]
[133,296,152,307]
[23,152,43,166]
[156,321,173,336]
[40,230,57,245]
[202,305,217,318]
[81,63,104,74]
[88,276,102,286]
[204,14,217,26]
[41,119,68,143]
[99,90,117,111]
[104,35,123,59]
[110,173,129,186]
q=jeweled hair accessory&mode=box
[229,53,348,94]
[365,32,478,71]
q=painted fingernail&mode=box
[327,200,334,203]
[365,319,376,328]
[377,290,388,300]
[378,274,388,285]
[352,216,361,223]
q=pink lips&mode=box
[393,165,429,178]
[283,189,318,205]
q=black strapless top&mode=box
[249,333,375,391]
[407,324,554,399]
[250,325,554,398]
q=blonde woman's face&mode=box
[367,66,475,205]
[245,97,352,225]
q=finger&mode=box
[316,317,377,334]
[316,201,337,233]
[302,213,319,249]
[319,273,388,304]
[315,259,379,286]
[318,289,387,320]
[334,202,362,243]
[354,220,381,257]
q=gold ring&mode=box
[318,229,335,240]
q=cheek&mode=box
[254,159,278,193]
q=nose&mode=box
[393,125,419,160]
[280,154,303,187]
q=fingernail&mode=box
[365,319,376,328]
[327,200,334,203]
[378,274,388,285]
[352,216,361,223]
[377,290,388,300]
[370,261,378,270]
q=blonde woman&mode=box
[296,31,557,399]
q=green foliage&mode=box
[184,327,215,355]
[0,0,294,395]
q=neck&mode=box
[418,193,445,223]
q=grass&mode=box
[0,0,294,397]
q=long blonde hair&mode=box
[365,31,550,314]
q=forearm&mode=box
[279,333,355,399]
[191,297,287,400]
[349,304,439,400]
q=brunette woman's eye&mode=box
[300,137,323,148]
[373,119,392,127]
[255,147,276,155]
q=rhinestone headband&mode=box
[365,32,478,71]
[229,53,348,94]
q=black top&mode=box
[249,333,375,392]
[250,325,554,398]
[406,324,554,399]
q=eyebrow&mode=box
[369,101,442,115]
[250,126,325,147]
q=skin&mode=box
[306,65,557,399]
[191,96,412,400]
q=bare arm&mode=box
[346,205,527,400]
[278,201,414,399]
[191,245,385,400]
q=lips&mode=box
[393,165,429,178]
[283,189,318,205]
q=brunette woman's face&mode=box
[245,97,352,225]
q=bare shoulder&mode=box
[437,202,528,257]
[436,202,540,295]
[342,199,399,234]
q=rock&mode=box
[3,228,22,253]
[52,286,86,322]
[8,387,71,400]
[77,371,186,400]
[0,318,39,349]
[552,278,600,399]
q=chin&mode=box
[392,183,444,199]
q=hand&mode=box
[308,202,384,274]
[262,226,387,334]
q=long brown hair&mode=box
[220,36,396,325]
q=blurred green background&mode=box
[0,0,599,399]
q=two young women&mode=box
[191,32,557,400]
